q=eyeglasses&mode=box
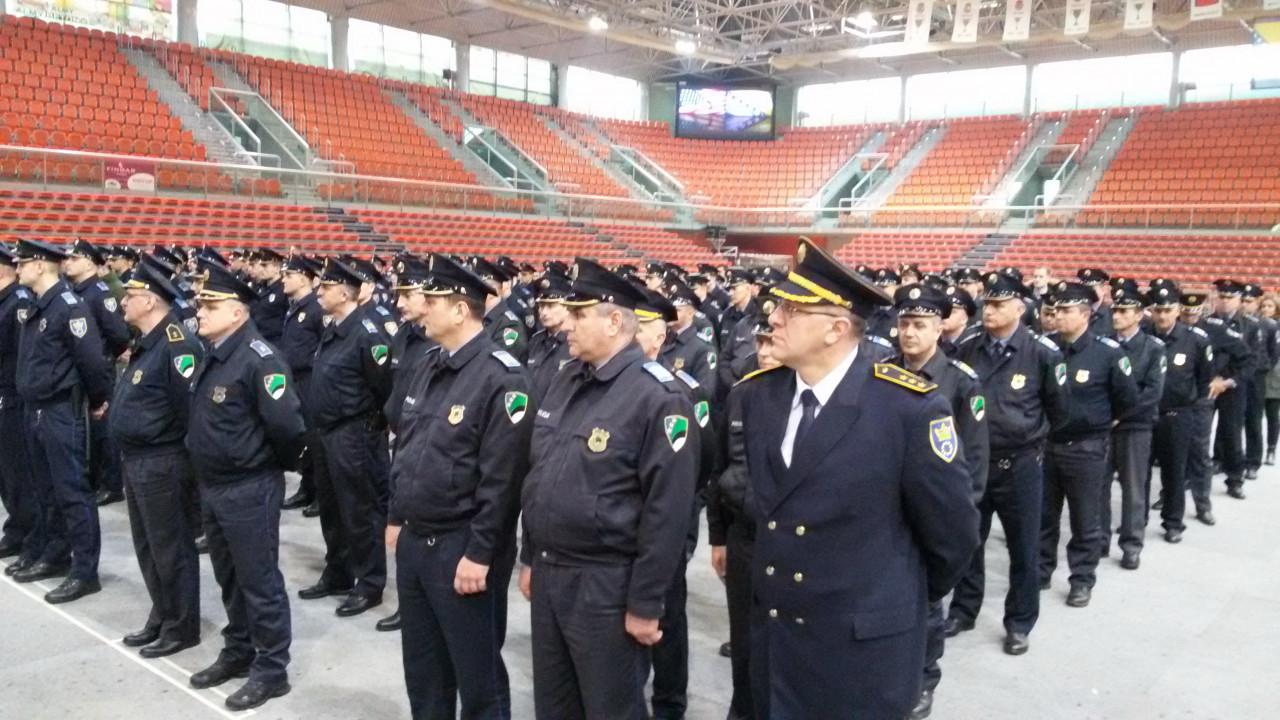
[773,301,848,320]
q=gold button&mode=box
[795,617,805,625]
[795,525,806,536]
[767,521,777,530]
[793,572,804,583]
[768,608,778,618]
[765,566,775,576]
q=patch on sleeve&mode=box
[249,339,274,357]
[1119,356,1132,376]
[873,363,937,393]
[264,373,287,400]
[929,417,958,463]
[664,415,689,452]
[69,317,87,338]
[371,344,389,365]
[491,350,521,369]
[694,400,710,428]
[174,354,196,378]
[644,361,675,384]
[970,395,986,421]
[361,318,379,334]
[949,359,978,380]
[504,391,529,424]
[502,327,520,346]
[166,324,185,343]
[384,321,399,336]
[697,326,715,344]
[104,297,118,313]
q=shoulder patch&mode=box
[949,358,979,380]
[1149,335,1165,347]
[674,369,699,389]
[735,365,782,386]
[60,291,79,305]
[249,339,274,358]
[1205,317,1224,326]
[1226,328,1243,340]
[873,362,938,393]
[491,350,521,370]
[95,281,109,292]
[1036,334,1059,351]
[165,323,185,343]
[868,334,893,348]
[1098,336,1121,349]
[1189,326,1208,338]
[957,331,982,347]
[361,318,378,334]
[375,305,391,317]
[504,310,519,322]
[644,361,675,384]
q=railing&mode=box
[1,145,1277,233]
[838,154,889,210]
[461,126,538,191]
[610,146,677,201]
[209,87,308,170]
[613,146,685,193]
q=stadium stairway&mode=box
[1041,110,1139,224]
[536,111,651,202]
[854,123,945,213]
[440,94,552,192]
[388,87,509,190]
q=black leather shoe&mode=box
[140,637,199,659]
[4,556,35,576]
[909,688,934,719]
[336,593,381,617]
[45,577,101,604]
[1244,468,1259,481]
[1119,551,1140,570]
[1164,529,1184,544]
[1227,486,1246,500]
[943,616,975,637]
[1003,631,1030,656]
[719,641,732,658]
[298,580,353,600]
[1039,576,1051,591]
[375,610,402,632]
[1196,509,1216,526]
[1211,461,1223,475]
[302,501,320,518]
[195,536,209,554]
[13,560,70,583]
[1100,543,1111,558]
[281,491,312,511]
[123,627,161,647]
[225,679,291,711]
[0,538,22,558]
[1151,498,1164,511]
[95,489,124,506]
[1266,449,1276,466]
[1066,585,1091,608]
[190,661,250,689]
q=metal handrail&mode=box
[845,154,888,206]
[208,88,262,155]
[210,87,311,158]
[242,151,282,168]
[209,87,307,170]
[482,127,550,182]
[613,145,685,192]
[461,127,529,190]
[312,159,356,174]
[609,147,670,197]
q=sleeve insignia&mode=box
[930,417,958,463]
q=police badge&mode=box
[587,427,609,453]
[929,417,958,463]
[212,386,227,403]
[69,318,87,338]
[448,405,465,425]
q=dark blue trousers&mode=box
[0,394,39,556]
[27,398,99,581]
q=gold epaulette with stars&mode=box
[734,364,782,387]
[165,323,185,343]
[873,363,937,393]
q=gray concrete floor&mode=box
[2,465,1278,720]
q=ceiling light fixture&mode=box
[674,38,698,55]
[851,10,878,29]
[588,15,608,32]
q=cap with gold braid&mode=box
[636,287,677,323]
[196,262,258,304]
[123,258,182,305]
[769,237,891,317]
[564,257,647,310]
[422,253,495,299]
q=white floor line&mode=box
[0,569,255,720]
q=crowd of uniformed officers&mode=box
[0,233,1277,719]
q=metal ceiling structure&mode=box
[291,0,1275,84]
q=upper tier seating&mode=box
[833,231,987,270]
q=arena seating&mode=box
[833,230,987,270]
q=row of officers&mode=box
[0,234,1277,719]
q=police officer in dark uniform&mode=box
[388,253,533,719]
[948,271,1066,656]
[939,285,979,357]
[888,284,989,720]
[1078,268,1113,336]
[1241,283,1276,478]
[1149,283,1213,542]
[1101,282,1165,569]
[741,239,978,719]
[299,259,393,618]
[661,276,718,396]
[110,261,203,658]
[1207,279,1253,498]
[470,257,529,363]
[1183,292,1247,522]
[716,268,760,397]
[865,267,900,341]
[526,273,572,402]
[12,239,112,603]
[250,248,289,344]
[518,258,698,720]
[385,256,438,435]
[0,246,39,566]
[185,262,304,710]
[278,255,325,512]
[1039,282,1138,606]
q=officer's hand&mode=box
[1208,377,1230,399]
[625,613,663,646]
[519,566,533,602]
[91,402,108,420]
[385,524,401,551]
[710,545,727,580]
[454,557,489,595]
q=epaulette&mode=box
[868,334,893,348]
[491,350,521,370]
[873,362,938,393]
[95,281,109,292]
[1226,328,1243,339]
[375,305,391,317]
[1149,335,1165,347]
[674,369,699,389]
[60,291,79,305]
[735,365,782,386]
[957,331,982,347]
[949,358,978,380]
[16,287,32,300]
[361,318,378,334]
[249,339,273,357]
[1190,326,1208,338]
[1205,317,1224,325]
[643,361,676,384]
[1034,333,1059,352]
[1098,336,1121,349]
[165,323,185,343]
[505,310,519,322]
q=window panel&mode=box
[797,77,901,126]
[1180,44,1280,103]
[1031,53,1171,111]
[906,65,1025,120]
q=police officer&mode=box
[1241,283,1276,478]
[250,248,289,344]
[1039,282,1138,605]
[12,239,112,603]
[1149,283,1213,542]
[865,267,900,340]
[741,239,977,719]
[277,254,325,512]
[889,284,989,720]
[0,246,38,566]
[1102,282,1166,568]
[1078,268,1113,336]
[518,258,698,720]
[948,271,1066,656]
[939,285,979,356]
[385,256,438,434]
[716,269,760,396]
[299,259,393,618]
[110,261,203,658]
[387,253,532,719]
[473,257,529,362]
[1207,279,1253,498]
[526,273,572,402]
[661,276,718,397]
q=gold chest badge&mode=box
[131,369,143,385]
[587,428,610,453]
[448,405,465,425]
[673,357,685,371]
[212,386,227,404]
[1010,373,1027,390]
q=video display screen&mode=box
[675,83,776,140]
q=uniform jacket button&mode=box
[793,572,804,583]
[767,520,777,530]
[795,525,806,536]
[765,565,775,576]
[769,608,778,618]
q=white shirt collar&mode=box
[791,345,859,412]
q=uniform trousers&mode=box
[27,397,99,581]
[1212,387,1246,487]
[723,523,755,720]
[1185,402,1216,513]
[1151,408,1195,533]
[1243,374,1266,469]
[650,556,689,720]
[123,448,200,642]
[0,394,38,555]
[316,416,389,597]
[1102,429,1153,555]
[1040,436,1109,589]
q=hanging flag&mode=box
[1003,0,1032,42]
[952,0,980,42]
[1124,0,1153,30]
[905,0,936,48]
[1189,0,1223,20]
[1064,0,1092,35]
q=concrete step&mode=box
[385,90,507,188]
[121,48,249,165]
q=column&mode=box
[331,15,349,72]
[555,62,570,109]
[1023,62,1034,116]
[453,42,470,92]
[898,75,907,122]
[1168,50,1182,108]
[176,0,198,45]
[639,83,650,121]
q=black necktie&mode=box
[794,389,819,450]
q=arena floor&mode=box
[2,466,1278,720]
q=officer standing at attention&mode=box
[1078,268,1113,336]
[473,257,529,362]
[279,255,325,513]
[1148,283,1213,542]
[1240,283,1276,479]
[1206,279,1253,499]
[0,246,39,567]
[888,283,989,720]
[110,261,204,659]
[661,276,718,397]
[249,248,289,345]
[947,272,1066,656]
[300,259,393,618]
[387,253,533,719]
[185,263,305,711]
[739,240,977,719]
[1039,283,1138,607]
[1181,292,1246,523]
[526,273,573,402]
[518,258,698,720]
[12,239,112,603]
[1101,283,1165,569]
[716,269,760,392]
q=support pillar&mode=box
[454,42,470,92]
[1023,62,1034,116]
[556,62,571,109]
[1169,50,1182,108]
[898,75,908,122]
[331,15,348,71]
[177,0,198,45]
